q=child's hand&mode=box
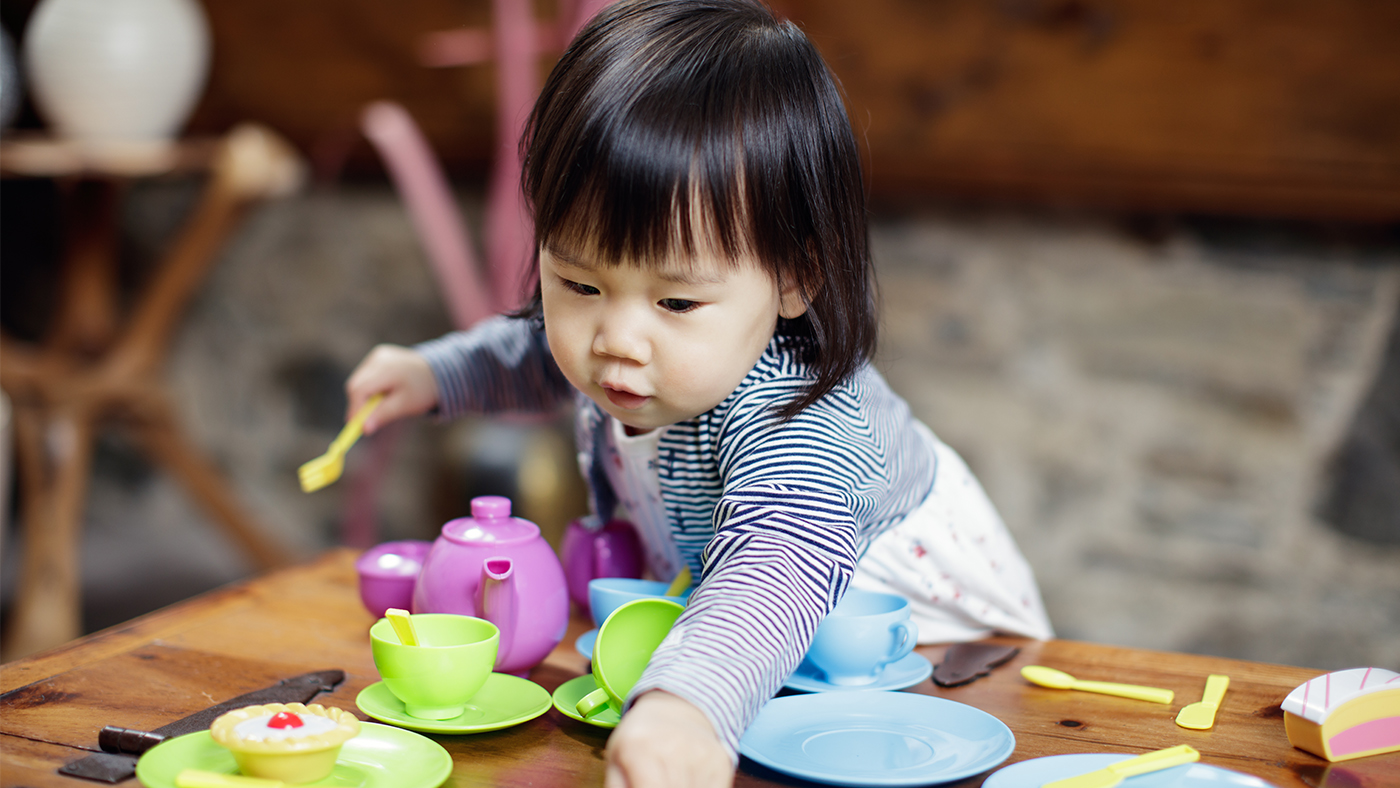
[345,344,438,434]
[605,691,732,788]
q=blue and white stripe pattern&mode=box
[418,316,936,759]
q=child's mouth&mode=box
[603,386,650,410]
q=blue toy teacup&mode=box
[802,589,918,686]
[588,577,691,629]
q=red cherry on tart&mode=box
[267,711,304,729]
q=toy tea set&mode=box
[132,410,1397,787]
[136,482,1400,788]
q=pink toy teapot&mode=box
[411,496,569,676]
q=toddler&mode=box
[347,1,1052,785]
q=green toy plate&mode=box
[134,722,451,788]
[356,673,550,734]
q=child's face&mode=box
[540,240,807,432]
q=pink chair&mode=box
[340,0,614,548]
[364,0,614,325]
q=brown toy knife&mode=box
[58,669,345,784]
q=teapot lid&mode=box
[441,495,539,545]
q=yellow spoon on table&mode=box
[1044,745,1199,788]
[1176,674,1229,730]
[176,769,287,788]
[298,393,383,492]
[1022,665,1174,704]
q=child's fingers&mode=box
[353,387,403,436]
[358,396,385,435]
[603,763,630,788]
[343,344,437,432]
[345,384,387,432]
[604,694,732,788]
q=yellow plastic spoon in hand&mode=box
[1022,665,1174,704]
[298,393,384,492]
[1176,674,1229,730]
[665,565,693,597]
[385,607,419,646]
[1043,745,1199,788]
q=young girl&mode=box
[347,1,1052,785]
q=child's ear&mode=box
[778,277,810,319]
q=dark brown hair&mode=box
[519,0,876,418]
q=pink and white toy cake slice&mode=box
[1282,667,1400,762]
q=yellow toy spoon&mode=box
[665,565,693,597]
[176,768,286,788]
[298,393,383,492]
[385,607,419,646]
[1022,665,1174,704]
[1176,674,1229,730]
[1043,745,1199,788]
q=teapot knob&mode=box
[471,495,511,520]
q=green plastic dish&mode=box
[134,722,451,788]
[355,673,551,734]
[370,612,499,720]
[552,674,620,728]
[578,597,685,719]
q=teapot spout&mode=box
[479,557,518,671]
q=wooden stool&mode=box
[1,125,301,660]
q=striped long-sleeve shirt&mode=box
[417,315,937,759]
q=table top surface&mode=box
[0,135,221,178]
[0,548,1392,788]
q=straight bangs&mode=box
[522,0,877,417]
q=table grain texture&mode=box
[1,549,1394,787]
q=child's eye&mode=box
[659,298,699,313]
[561,279,600,296]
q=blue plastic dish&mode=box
[576,628,598,659]
[784,652,933,693]
[983,754,1279,788]
[739,690,1014,787]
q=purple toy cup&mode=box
[355,539,431,618]
[561,518,644,617]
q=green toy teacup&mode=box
[576,598,685,719]
[370,612,499,720]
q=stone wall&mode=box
[873,211,1400,669]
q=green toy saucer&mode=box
[134,722,451,788]
[356,673,550,734]
[552,674,621,729]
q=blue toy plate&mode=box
[983,754,1279,788]
[739,690,1014,787]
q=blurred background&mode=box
[0,0,1397,668]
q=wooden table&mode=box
[1,549,1392,787]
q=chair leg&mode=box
[2,405,95,660]
[132,398,292,572]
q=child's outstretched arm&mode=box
[345,344,440,435]
[605,691,732,788]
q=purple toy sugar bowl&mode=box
[354,539,431,618]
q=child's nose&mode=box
[592,308,650,363]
